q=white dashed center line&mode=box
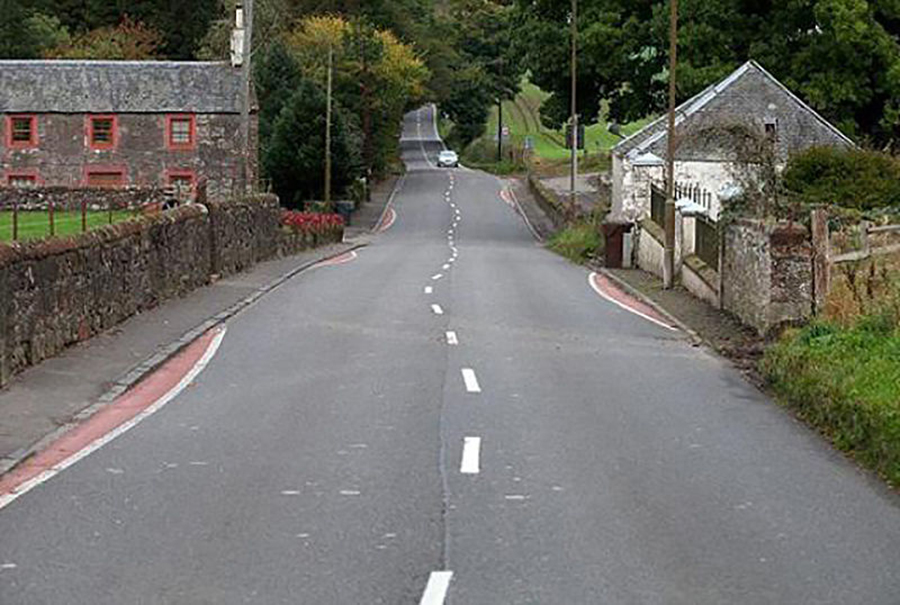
[419,571,453,605]
[431,304,444,315]
[446,331,458,345]
[461,368,481,393]
[432,273,443,280]
[461,437,482,474]
[442,263,450,270]
[424,286,433,294]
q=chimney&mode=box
[231,2,245,67]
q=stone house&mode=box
[610,60,852,227]
[0,60,258,201]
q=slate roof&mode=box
[0,61,244,114]
[613,60,854,160]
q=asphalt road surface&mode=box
[1,106,899,604]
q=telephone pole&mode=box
[663,0,678,289]
[239,0,254,194]
[324,45,333,208]
[569,0,578,216]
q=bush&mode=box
[547,220,604,263]
[762,298,900,484]
[782,147,900,212]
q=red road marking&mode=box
[589,272,677,331]
[314,250,358,268]
[377,207,397,232]
[0,328,223,507]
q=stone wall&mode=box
[527,173,567,229]
[721,219,812,335]
[0,196,343,387]
[0,186,169,212]
[208,194,281,277]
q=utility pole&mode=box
[324,44,333,208]
[497,58,504,163]
[663,0,678,289]
[569,0,578,216]
[239,0,254,194]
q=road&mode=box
[1,105,899,604]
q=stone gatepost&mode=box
[721,219,813,336]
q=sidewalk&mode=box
[0,178,397,475]
[601,267,766,377]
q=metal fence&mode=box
[651,185,666,227]
[695,215,719,269]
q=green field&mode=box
[0,210,136,243]
[484,81,653,160]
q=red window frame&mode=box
[5,169,41,187]
[165,168,197,196]
[87,115,118,150]
[84,165,127,189]
[166,114,196,150]
[7,115,38,149]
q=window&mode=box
[166,115,195,149]
[7,115,37,148]
[88,115,117,149]
[7,173,38,188]
[166,169,196,199]
[86,169,126,189]
[764,119,778,141]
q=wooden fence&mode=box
[811,209,900,311]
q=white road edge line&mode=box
[461,437,481,474]
[0,327,227,511]
[420,571,453,605]
[431,304,444,315]
[446,331,458,345]
[461,368,481,393]
[588,272,678,331]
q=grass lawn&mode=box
[484,80,654,161]
[0,210,136,242]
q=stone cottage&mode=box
[0,60,257,201]
[609,60,853,226]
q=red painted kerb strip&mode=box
[590,272,677,331]
[0,328,221,502]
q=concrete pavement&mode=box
[1,106,899,604]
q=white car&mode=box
[437,150,459,168]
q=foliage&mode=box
[197,0,292,60]
[547,214,605,263]
[762,295,900,485]
[45,17,162,60]
[10,0,217,59]
[435,0,525,147]
[0,210,135,242]
[255,41,304,156]
[0,5,70,59]
[263,79,363,208]
[284,14,429,176]
[511,0,900,148]
[782,147,900,212]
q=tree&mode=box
[255,40,304,154]
[45,17,162,60]
[286,14,428,176]
[0,3,70,59]
[510,0,900,147]
[264,79,363,207]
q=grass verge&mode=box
[0,210,135,242]
[761,300,900,485]
[546,217,604,264]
